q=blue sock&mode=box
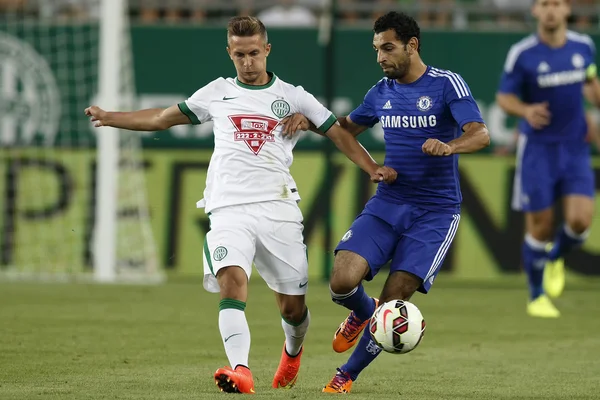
[330,284,376,321]
[548,224,588,261]
[523,234,549,300]
[341,321,381,381]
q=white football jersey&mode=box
[178,73,336,213]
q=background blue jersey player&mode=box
[497,0,600,319]
[283,11,490,393]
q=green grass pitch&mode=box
[1,274,599,399]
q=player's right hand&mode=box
[525,102,551,130]
[370,166,397,184]
[281,113,310,137]
[85,106,108,127]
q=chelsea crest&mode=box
[416,96,433,112]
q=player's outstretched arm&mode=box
[282,114,368,138]
[84,104,191,131]
[325,123,397,184]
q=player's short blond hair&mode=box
[227,16,268,44]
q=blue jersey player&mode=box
[282,11,489,393]
[497,0,599,318]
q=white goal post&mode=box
[95,0,124,283]
[0,0,162,283]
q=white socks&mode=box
[219,299,251,369]
[218,300,310,367]
[281,308,311,356]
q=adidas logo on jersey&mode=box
[537,62,550,73]
[382,100,392,109]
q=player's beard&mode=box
[541,22,561,33]
[383,57,411,80]
[540,14,563,33]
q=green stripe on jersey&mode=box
[318,113,337,133]
[235,72,277,90]
[177,101,201,125]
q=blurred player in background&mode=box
[497,0,599,318]
[85,16,396,394]
[283,11,489,393]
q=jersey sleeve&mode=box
[177,78,222,125]
[348,85,379,128]
[498,46,526,97]
[294,87,337,133]
[444,73,485,130]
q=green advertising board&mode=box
[2,24,598,150]
[1,149,599,278]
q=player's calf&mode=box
[378,271,421,303]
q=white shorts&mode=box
[202,200,308,296]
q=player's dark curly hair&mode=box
[373,12,421,53]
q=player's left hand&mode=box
[281,113,310,137]
[422,139,453,156]
[370,166,397,184]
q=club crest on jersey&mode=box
[271,99,290,118]
[213,246,228,261]
[572,53,585,69]
[228,114,278,155]
[416,96,433,112]
[341,230,353,242]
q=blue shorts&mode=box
[335,196,460,294]
[512,135,595,212]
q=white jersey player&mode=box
[85,16,397,394]
[180,74,337,296]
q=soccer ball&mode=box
[369,300,426,354]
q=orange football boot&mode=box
[332,298,379,353]
[214,365,255,394]
[272,342,303,388]
[322,368,353,393]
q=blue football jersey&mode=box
[349,66,484,213]
[498,31,597,143]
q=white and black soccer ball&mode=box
[369,300,426,354]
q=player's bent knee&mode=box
[216,266,248,300]
[567,218,591,235]
[526,214,554,241]
[329,279,360,297]
[280,307,306,324]
[277,294,306,323]
[329,251,369,294]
